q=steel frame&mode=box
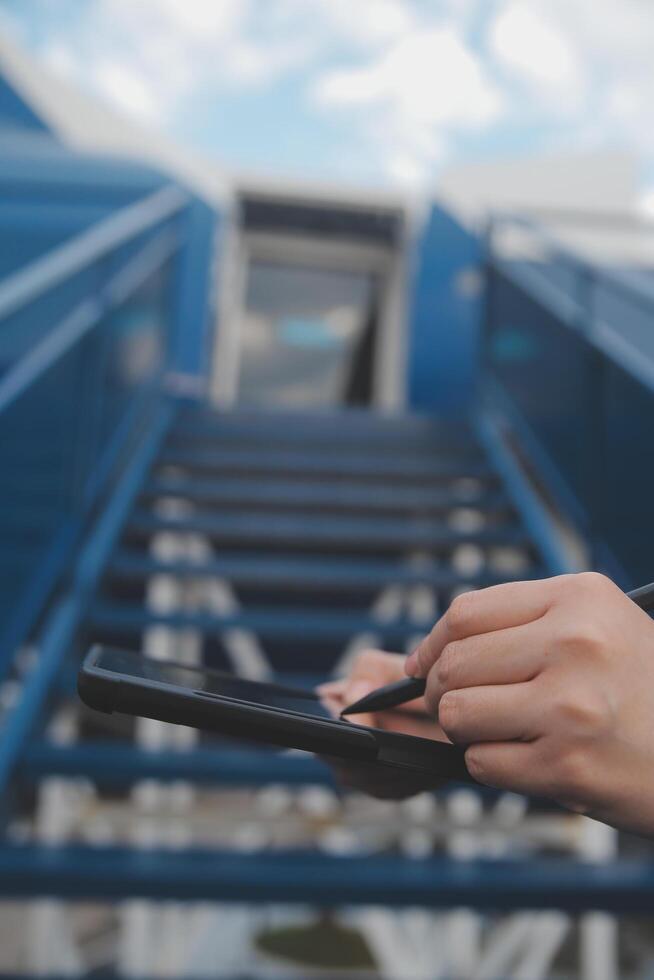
[2,147,653,979]
[1,845,652,912]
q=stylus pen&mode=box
[341,579,654,717]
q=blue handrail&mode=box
[0,183,186,323]
[0,221,181,415]
[0,177,204,673]
[491,210,654,317]
[484,210,654,586]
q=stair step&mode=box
[109,550,540,592]
[169,418,479,451]
[142,476,507,514]
[0,844,650,910]
[157,447,494,483]
[127,510,529,553]
[23,742,333,787]
[87,601,432,643]
[173,408,475,445]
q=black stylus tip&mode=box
[341,676,426,716]
[340,694,376,716]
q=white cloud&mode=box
[30,0,441,184]
[640,189,654,219]
[301,0,417,47]
[313,27,503,185]
[38,0,317,123]
[316,29,501,127]
[218,35,314,88]
[151,0,244,41]
[101,0,312,92]
[93,60,165,123]
[385,150,439,188]
[41,41,77,81]
[98,0,246,45]
[16,0,654,191]
[489,2,585,109]
[487,0,654,160]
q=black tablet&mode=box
[78,647,471,784]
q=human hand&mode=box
[405,573,654,836]
[317,649,451,799]
[318,648,431,732]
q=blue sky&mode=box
[3,0,654,200]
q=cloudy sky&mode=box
[3,0,654,199]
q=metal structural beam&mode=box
[1,845,653,911]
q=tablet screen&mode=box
[94,647,332,720]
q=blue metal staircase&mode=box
[87,407,540,668]
[0,399,576,911]
[2,121,654,979]
[0,395,639,916]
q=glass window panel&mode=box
[237,260,376,407]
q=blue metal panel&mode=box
[408,205,482,414]
[482,264,596,532]
[0,82,50,131]
[0,130,168,195]
[482,213,654,587]
[2,844,654,911]
[0,203,129,277]
[172,198,219,378]
[0,187,184,370]
[0,403,172,791]
[601,358,654,586]
[0,188,186,668]
[476,415,575,577]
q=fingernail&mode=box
[405,650,418,676]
